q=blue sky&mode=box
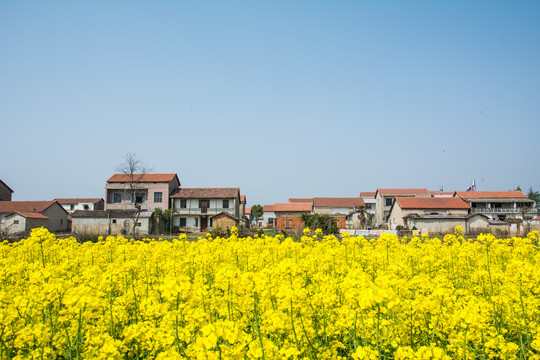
[1,0,539,206]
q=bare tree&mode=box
[116,153,152,238]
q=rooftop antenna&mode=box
[472,180,476,191]
[440,185,444,192]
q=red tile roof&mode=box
[107,173,179,183]
[263,205,274,212]
[170,188,240,199]
[395,197,470,210]
[0,201,57,213]
[455,191,528,199]
[313,197,365,208]
[245,207,251,214]
[430,191,455,196]
[377,188,429,195]
[54,198,103,204]
[273,203,312,212]
[289,198,314,204]
[11,212,49,219]
[240,194,246,203]
[360,192,376,198]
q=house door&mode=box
[201,217,208,232]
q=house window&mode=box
[365,203,372,210]
[268,218,274,225]
[136,222,141,226]
[385,198,393,207]
[70,204,75,210]
[223,200,229,208]
[154,192,163,203]
[180,199,187,208]
[194,217,199,227]
[113,193,122,203]
[14,220,19,224]
[83,204,89,210]
[179,218,187,227]
[112,219,117,224]
[285,219,292,229]
[131,192,146,204]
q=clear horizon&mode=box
[1,1,539,207]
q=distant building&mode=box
[71,210,153,235]
[0,180,13,201]
[54,198,104,213]
[374,188,431,226]
[0,201,69,234]
[360,192,376,215]
[170,187,241,232]
[454,191,537,221]
[105,173,180,212]
[273,203,313,232]
[262,205,276,228]
[388,197,470,229]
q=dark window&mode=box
[223,200,229,208]
[180,218,187,227]
[154,192,163,203]
[269,218,274,225]
[113,193,122,203]
[385,198,393,207]
[132,192,146,204]
[70,204,75,210]
[180,199,187,208]
[83,204,89,210]
[365,203,372,209]
[14,220,19,224]
[112,219,117,224]
[285,219,292,229]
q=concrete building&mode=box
[0,201,69,233]
[71,210,152,236]
[54,198,104,213]
[404,213,506,235]
[105,173,180,212]
[388,197,470,229]
[170,188,241,232]
[455,191,536,221]
[0,180,13,201]
[360,192,376,215]
[0,212,49,236]
[374,188,431,226]
[261,205,275,228]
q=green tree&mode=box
[153,208,174,235]
[300,213,338,235]
[527,187,540,203]
[251,204,263,225]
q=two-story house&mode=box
[170,187,241,232]
[374,188,431,226]
[105,173,180,212]
[455,191,536,221]
[360,192,376,215]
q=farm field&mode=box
[1,227,539,359]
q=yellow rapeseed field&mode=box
[1,226,539,359]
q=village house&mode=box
[261,205,276,228]
[0,180,14,201]
[54,198,104,213]
[404,213,504,235]
[374,188,431,226]
[71,210,152,236]
[105,173,180,212]
[387,197,471,229]
[170,188,241,232]
[360,192,376,215]
[273,203,313,232]
[0,201,69,235]
[312,197,365,230]
[454,191,536,221]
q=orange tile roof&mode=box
[395,197,470,210]
[240,195,246,203]
[360,192,376,198]
[456,191,528,199]
[0,201,57,213]
[107,173,178,183]
[12,212,49,219]
[273,203,312,212]
[245,207,251,214]
[289,198,314,204]
[263,205,274,212]
[377,188,429,195]
[430,191,455,196]
[313,197,365,208]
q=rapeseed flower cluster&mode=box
[0,227,539,359]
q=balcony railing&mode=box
[471,208,537,214]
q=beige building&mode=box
[388,197,470,229]
[404,213,501,234]
[0,180,13,201]
[55,198,104,213]
[374,188,431,226]
[71,210,152,236]
[455,191,536,221]
[0,212,49,236]
[105,173,180,212]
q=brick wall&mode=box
[333,215,346,230]
[276,215,305,233]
